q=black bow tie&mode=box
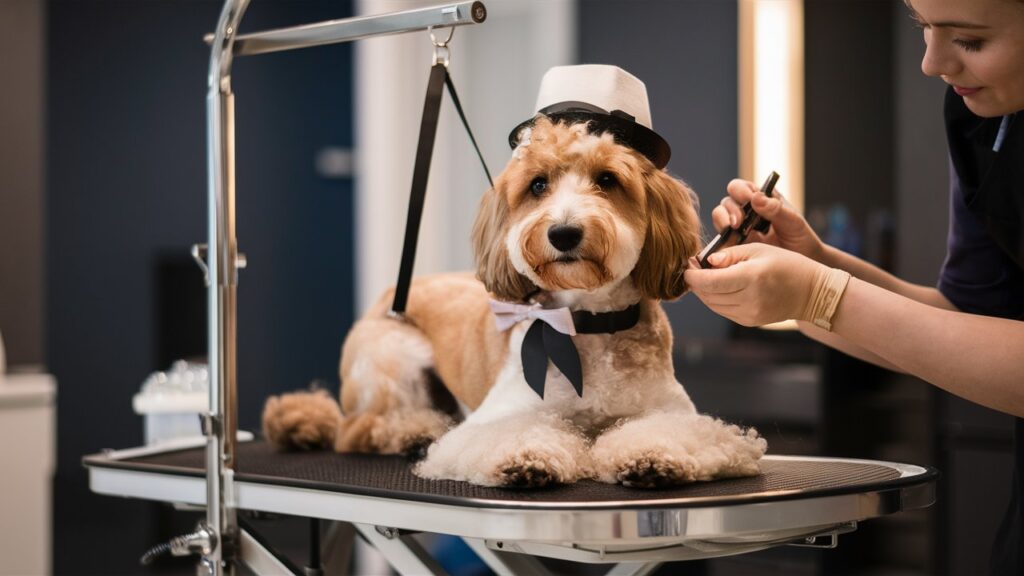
[521,304,642,399]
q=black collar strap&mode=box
[572,303,641,334]
[521,303,642,399]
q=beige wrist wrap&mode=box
[803,267,852,331]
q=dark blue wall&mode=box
[47,1,354,572]
[579,0,738,340]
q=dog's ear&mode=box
[472,186,537,302]
[632,168,703,301]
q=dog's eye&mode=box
[529,176,548,197]
[596,172,618,189]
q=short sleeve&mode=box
[938,163,1024,320]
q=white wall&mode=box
[355,0,577,313]
[0,375,55,576]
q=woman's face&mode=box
[908,0,1024,117]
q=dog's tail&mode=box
[261,295,455,455]
[261,388,342,451]
[333,311,455,456]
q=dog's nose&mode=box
[548,224,583,252]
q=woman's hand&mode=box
[684,243,825,327]
[713,179,826,262]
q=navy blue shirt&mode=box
[941,91,1023,575]
[938,162,1024,320]
[938,160,1024,576]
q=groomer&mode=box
[684,0,1024,573]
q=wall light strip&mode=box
[739,0,804,214]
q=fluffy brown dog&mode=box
[262,116,766,488]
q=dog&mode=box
[262,65,766,488]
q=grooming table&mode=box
[84,439,936,575]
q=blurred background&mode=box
[0,0,1015,574]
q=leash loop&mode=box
[429,26,455,67]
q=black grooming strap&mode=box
[391,64,445,315]
[445,73,493,188]
[391,65,492,315]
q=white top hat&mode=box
[509,65,671,168]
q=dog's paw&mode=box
[591,412,767,485]
[414,414,590,487]
[615,451,697,488]
[498,451,562,488]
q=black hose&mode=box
[139,542,172,565]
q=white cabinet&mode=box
[0,373,56,576]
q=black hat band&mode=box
[508,101,671,169]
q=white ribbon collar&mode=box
[489,300,576,336]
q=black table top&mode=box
[84,441,935,511]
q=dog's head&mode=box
[472,118,702,302]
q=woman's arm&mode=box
[685,244,1024,417]
[795,320,903,372]
[818,244,958,310]
[797,244,958,371]
[709,179,969,373]
[833,277,1024,417]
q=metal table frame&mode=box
[195,2,486,573]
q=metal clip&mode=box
[192,244,246,286]
[386,309,406,322]
[429,25,454,67]
[788,521,857,549]
[201,413,222,437]
[191,244,210,287]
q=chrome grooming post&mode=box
[198,2,486,574]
